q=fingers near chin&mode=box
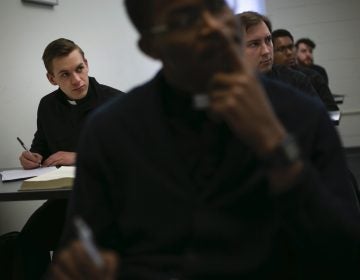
[52,251,77,279]
[49,264,72,280]
[102,251,120,279]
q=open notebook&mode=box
[20,166,75,191]
[0,166,57,182]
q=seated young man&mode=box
[16,38,123,280]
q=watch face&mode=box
[283,135,300,161]
[263,134,300,167]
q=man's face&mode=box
[142,0,241,93]
[296,42,313,66]
[243,21,273,73]
[273,36,296,67]
[47,49,89,100]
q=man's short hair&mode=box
[272,29,294,43]
[42,38,84,74]
[124,0,153,33]
[295,38,316,49]
[236,11,272,33]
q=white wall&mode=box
[233,0,266,14]
[267,0,360,147]
[0,0,160,234]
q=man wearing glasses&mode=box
[49,1,360,279]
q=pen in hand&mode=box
[74,216,104,269]
[17,136,42,167]
[17,137,30,152]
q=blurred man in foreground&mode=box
[49,1,360,279]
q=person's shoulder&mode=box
[309,64,329,83]
[311,64,327,73]
[296,65,323,79]
[271,65,308,80]
[38,88,61,106]
[88,73,161,123]
[261,76,330,132]
[109,71,163,110]
[261,76,324,110]
[89,77,124,96]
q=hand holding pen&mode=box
[49,217,118,280]
[74,217,104,269]
[17,137,43,169]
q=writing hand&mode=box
[19,151,43,170]
[42,151,76,167]
[50,240,119,280]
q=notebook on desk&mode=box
[20,166,75,191]
[0,166,57,182]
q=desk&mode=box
[0,179,70,202]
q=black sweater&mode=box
[30,77,122,160]
[62,72,360,279]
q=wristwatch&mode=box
[261,134,300,168]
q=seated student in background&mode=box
[295,37,329,85]
[16,38,123,279]
[49,0,360,279]
[19,38,122,169]
[271,29,338,112]
[237,11,318,98]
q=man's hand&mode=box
[202,20,285,155]
[43,151,76,167]
[50,240,119,280]
[209,63,286,156]
[19,151,43,169]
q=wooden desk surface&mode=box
[0,179,70,202]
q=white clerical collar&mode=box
[67,100,77,105]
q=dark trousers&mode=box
[14,199,68,280]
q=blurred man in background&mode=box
[272,29,338,111]
[295,37,329,85]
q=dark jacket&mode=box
[309,64,329,85]
[30,77,122,160]
[265,64,318,97]
[62,72,360,279]
[292,65,338,111]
